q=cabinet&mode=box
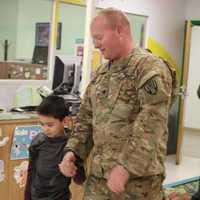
[0,114,84,200]
[0,117,39,200]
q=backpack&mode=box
[162,60,178,106]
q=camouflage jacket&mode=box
[66,48,175,179]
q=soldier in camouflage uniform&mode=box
[59,8,177,200]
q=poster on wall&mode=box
[10,125,42,160]
[35,22,62,49]
[75,38,84,65]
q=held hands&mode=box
[107,165,129,194]
[59,153,130,192]
[59,151,77,177]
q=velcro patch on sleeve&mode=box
[143,79,158,95]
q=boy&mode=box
[24,95,85,200]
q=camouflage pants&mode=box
[83,174,165,200]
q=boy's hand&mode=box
[59,151,77,177]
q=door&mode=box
[176,20,200,164]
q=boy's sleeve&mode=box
[63,144,86,184]
[72,164,86,185]
[24,161,33,200]
[24,133,43,200]
[24,144,35,200]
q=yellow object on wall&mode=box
[60,0,85,6]
[91,49,101,72]
[90,49,102,79]
[148,37,180,78]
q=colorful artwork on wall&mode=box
[10,125,42,160]
[13,161,29,188]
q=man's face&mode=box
[38,114,65,138]
[91,16,121,60]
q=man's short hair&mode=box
[98,7,130,29]
[37,95,69,121]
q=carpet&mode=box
[164,177,200,200]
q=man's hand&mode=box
[107,165,129,194]
[59,151,77,177]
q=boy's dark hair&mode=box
[37,95,69,121]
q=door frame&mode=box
[176,20,200,164]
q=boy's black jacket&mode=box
[24,129,85,200]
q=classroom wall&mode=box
[16,0,52,59]
[185,0,200,19]
[0,0,52,61]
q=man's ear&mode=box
[116,24,127,38]
[63,116,73,128]
[116,24,123,35]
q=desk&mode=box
[0,113,84,200]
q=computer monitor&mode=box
[52,55,82,95]
[32,46,48,64]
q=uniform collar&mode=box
[97,48,141,75]
[108,48,136,73]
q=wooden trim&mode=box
[184,127,200,133]
[0,118,39,125]
[176,21,192,164]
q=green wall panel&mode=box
[57,3,86,55]
[16,0,52,59]
[0,0,18,60]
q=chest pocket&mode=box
[111,73,140,121]
[118,75,138,103]
[90,73,112,122]
[91,70,139,117]
[95,73,110,102]
[91,72,125,118]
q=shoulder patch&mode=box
[143,79,158,95]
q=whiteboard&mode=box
[184,26,200,129]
